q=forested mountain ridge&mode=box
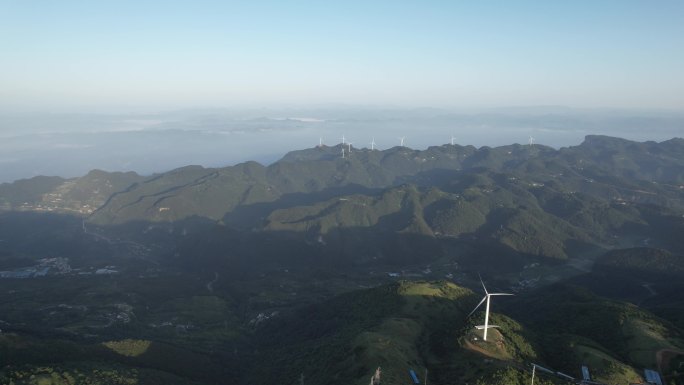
[2,135,683,264]
[2,135,683,226]
[88,135,684,225]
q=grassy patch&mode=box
[571,341,643,384]
[103,339,151,357]
[623,319,678,368]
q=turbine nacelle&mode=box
[475,325,500,330]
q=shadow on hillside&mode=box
[0,210,123,265]
[222,183,384,228]
[0,206,565,282]
[97,339,233,385]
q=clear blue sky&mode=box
[1,0,683,111]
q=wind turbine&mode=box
[468,276,513,341]
[341,135,346,145]
[319,137,323,147]
[341,147,345,158]
[451,135,456,145]
[399,137,406,147]
[347,142,353,153]
[371,138,376,150]
[528,136,535,146]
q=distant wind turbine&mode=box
[451,135,456,145]
[341,135,346,145]
[399,137,405,147]
[319,137,323,147]
[347,142,353,153]
[341,147,345,158]
[468,275,513,341]
[528,136,535,146]
[371,138,376,150]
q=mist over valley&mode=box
[2,107,683,183]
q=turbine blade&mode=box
[468,296,487,317]
[478,273,488,295]
[489,293,514,296]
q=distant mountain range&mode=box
[2,135,683,265]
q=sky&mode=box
[1,0,683,112]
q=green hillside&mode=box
[2,272,683,385]
[242,280,683,385]
[0,170,144,215]
[0,176,65,209]
[83,136,684,227]
[507,283,684,384]
[596,248,684,277]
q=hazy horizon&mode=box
[1,1,683,182]
[1,106,683,183]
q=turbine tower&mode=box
[451,135,456,145]
[347,142,353,153]
[319,137,323,147]
[371,138,376,150]
[399,137,405,147]
[341,135,346,145]
[468,276,513,341]
[341,147,345,158]
[528,136,535,146]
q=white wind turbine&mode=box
[341,135,346,145]
[341,147,345,158]
[528,136,535,146]
[451,135,456,145]
[347,142,353,153]
[371,138,376,150]
[319,137,323,147]
[468,276,513,341]
[399,137,406,147]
